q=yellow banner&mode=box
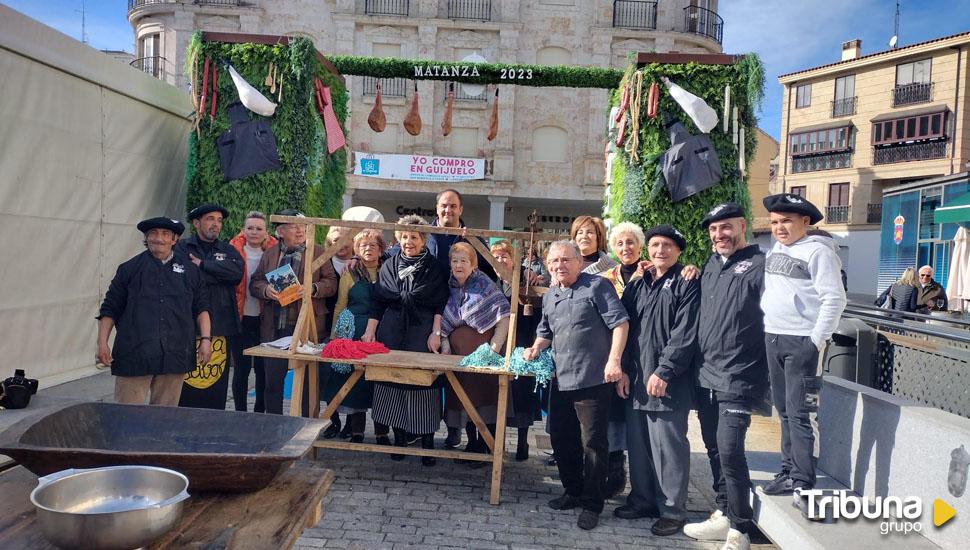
[184,336,227,389]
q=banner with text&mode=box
[354,152,485,182]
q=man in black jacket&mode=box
[616,225,699,537]
[176,203,244,409]
[683,203,767,550]
[97,217,212,406]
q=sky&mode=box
[4,0,970,141]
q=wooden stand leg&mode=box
[489,375,510,505]
[319,368,364,421]
[308,362,320,418]
[444,371,495,451]
[289,360,305,417]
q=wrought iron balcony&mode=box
[873,141,947,164]
[447,82,487,102]
[893,82,933,107]
[129,0,238,10]
[791,151,853,173]
[867,203,883,224]
[365,0,409,17]
[831,97,857,118]
[613,1,658,30]
[447,0,491,21]
[362,76,407,97]
[826,205,850,224]
[130,55,166,79]
[683,5,723,45]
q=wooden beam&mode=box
[318,369,364,421]
[504,242,522,371]
[309,227,362,272]
[465,235,512,283]
[444,371,495,451]
[489,375,510,505]
[635,52,742,66]
[200,31,345,84]
[315,440,493,462]
[269,215,561,242]
[288,359,305,417]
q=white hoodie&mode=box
[760,234,848,346]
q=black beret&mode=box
[188,203,229,220]
[644,224,687,251]
[274,208,305,227]
[762,193,823,225]
[700,202,745,229]
[136,217,185,236]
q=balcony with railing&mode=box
[873,141,947,164]
[612,1,657,30]
[128,0,238,11]
[826,205,850,224]
[365,0,409,17]
[130,55,166,79]
[893,82,933,107]
[867,203,883,224]
[831,97,857,118]
[683,5,723,44]
[362,76,407,97]
[450,82,487,102]
[447,0,491,21]
[791,152,853,173]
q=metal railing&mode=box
[683,5,723,44]
[892,82,933,107]
[825,205,850,223]
[129,0,238,9]
[831,97,857,117]
[364,0,409,16]
[791,151,852,173]
[612,1,657,30]
[447,0,491,21]
[873,141,947,164]
[362,76,407,97]
[867,202,883,223]
[130,55,166,79]
[448,82,487,101]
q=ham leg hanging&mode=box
[487,88,499,141]
[441,83,454,137]
[368,80,387,132]
[403,81,422,136]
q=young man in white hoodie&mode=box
[759,194,847,508]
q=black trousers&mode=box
[264,326,319,416]
[696,387,754,533]
[766,333,822,490]
[548,380,612,514]
[232,315,265,412]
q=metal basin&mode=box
[30,465,189,550]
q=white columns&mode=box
[488,196,508,231]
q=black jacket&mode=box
[621,264,699,412]
[99,251,210,376]
[697,245,768,398]
[876,283,918,312]
[176,235,244,336]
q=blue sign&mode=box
[360,158,379,175]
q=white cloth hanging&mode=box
[661,76,718,133]
[227,64,277,117]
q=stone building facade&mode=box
[128,0,724,231]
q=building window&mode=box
[364,0,410,16]
[790,126,852,156]
[894,59,933,106]
[532,126,568,162]
[832,75,856,117]
[790,186,807,198]
[872,111,947,145]
[137,33,161,78]
[796,84,811,108]
[827,183,850,223]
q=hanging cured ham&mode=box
[441,83,454,137]
[487,88,499,141]
[368,81,386,132]
[403,81,422,136]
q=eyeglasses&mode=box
[919,274,931,278]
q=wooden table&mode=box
[0,462,334,549]
[245,346,531,505]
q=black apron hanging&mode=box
[217,102,282,181]
[660,117,723,202]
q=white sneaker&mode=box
[683,509,730,541]
[721,528,750,550]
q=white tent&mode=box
[946,226,970,312]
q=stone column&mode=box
[488,196,508,230]
[342,190,355,211]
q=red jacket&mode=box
[229,231,279,320]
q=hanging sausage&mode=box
[368,80,387,132]
[441,83,454,137]
[487,88,499,141]
[403,81,422,136]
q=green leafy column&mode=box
[607,54,764,268]
[184,33,347,238]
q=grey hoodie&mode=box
[760,234,847,346]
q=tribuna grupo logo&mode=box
[801,490,956,535]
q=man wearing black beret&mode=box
[176,203,244,409]
[758,193,846,517]
[684,203,767,550]
[617,224,699,537]
[97,217,212,406]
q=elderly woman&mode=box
[362,215,450,466]
[491,239,545,461]
[321,229,389,444]
[442,243,511,464]
[571,215,617,275]
[603,222,647,298]
[322,225,357,439]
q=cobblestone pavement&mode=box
[295,414,778,550]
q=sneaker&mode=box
[650,517,686,537]
[762,472,794,495]
[613,504,659,520]
[548,494,581,510]
[577,510,599,530]
[684,510,730,541]
[792,487,835,523]
[721,528,750,550]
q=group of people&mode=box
[876,265,948,313]
[96,188,849,549]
